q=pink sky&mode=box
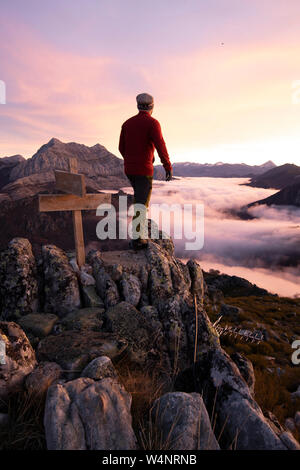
[1,1,300,165]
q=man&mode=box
[119,93,173,249]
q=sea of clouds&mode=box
[124,177,300,297]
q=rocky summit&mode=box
[0,235,299,450]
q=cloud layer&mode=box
[124,177,300,297]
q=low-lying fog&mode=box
[124,177,300,298]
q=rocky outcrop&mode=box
[177,349,289,450]
[151,392,220,450]
[44,377,137,450]
[0,236,298,450]
[42,244,81,316]
[0,238,38,320]
[146,241,219,371]
[0,322,37,401]
[37,330,128,379]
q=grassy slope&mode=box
[206,294,300,437]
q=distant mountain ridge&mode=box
[155,160,276,178]
[245,163,300,190]
[248,180,300,208]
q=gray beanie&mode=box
[136,93,154,111]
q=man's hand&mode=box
[165,170,173,181]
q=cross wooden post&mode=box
[68,158,85,266]
[39,158,111,267]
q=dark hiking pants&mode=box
[126,175,153,239]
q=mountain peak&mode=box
[260,160,276,168]
[46,137,63,147]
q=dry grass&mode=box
[0,389,47,450]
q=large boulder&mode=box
[44,377,137,450]
[37,330,128,379]
[146,241,219,370]
[0,321,37,401]
[189,349,289,450]
[0,238,38,320]
[42,244,81,316]
[151,392,219,450]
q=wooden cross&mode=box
[39,158,111,267]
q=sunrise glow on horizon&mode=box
[1,1,300,166]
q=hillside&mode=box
[155,160,276,178]
[248,180,300,208]
[245,163,300,190]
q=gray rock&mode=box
[82,285,105,308]
[151,392,219,450]
[78,270,95,287]
[195,349,288,450]
[59,307,104,332]
[146,241,219,370]
[120,273,141,307]
[42,244,81,317]
[18,313,58,338]
[0,238,38,320]
[0,321,37,401]
[44,377,137,450]
[105,302,155,365]
[89,251,119,308]
[25,361,63,395]
[37,330,127,379]
[231,352,255,395]
[81,356,118,381]
[104,263,123,282]
[187,259,205,305]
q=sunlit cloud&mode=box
[124,177,300,297]
[1,1,300,165]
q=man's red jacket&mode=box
[119,110,172,176]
